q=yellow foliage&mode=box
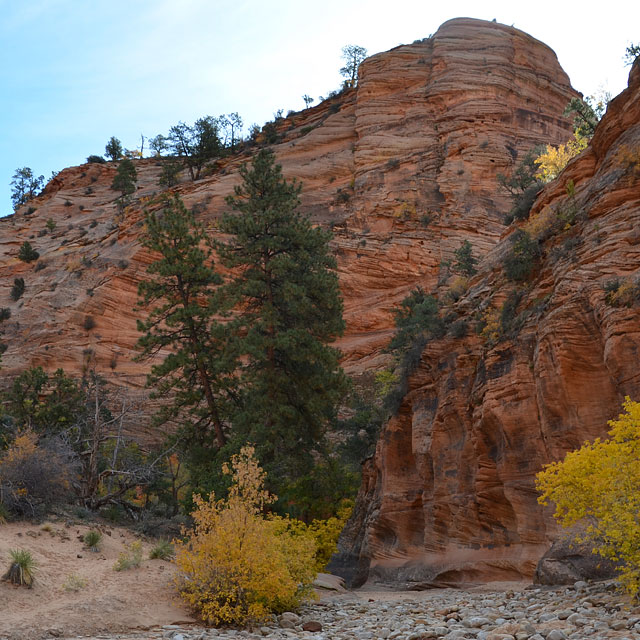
[480,308,500,344]
[174,446,317,626]
[617,145,640,174]
[393,201,417,220]
[535,132,588,183]
[447,276,469,302]
[536,398,640,595]
[113,541,143,571]
[606,279,639,308]
[2,431,38,465]
[523,207,557,241]
[271,502,353,572]
[374,370,398,398]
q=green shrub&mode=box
[450,319,468,338]
[10,278,25,301]
[158,158,183,188]
[503,230,540,282]
[0,308,10,322]
[336,188,351,204]
[389,287,444,352]
[500,289,525,335]
[2,549,37,587]
[498,146,545,223]
[83,530,102,551]
[420,213,434,227]
[453,240,477,277]
[83,316,95,330]
[149,539,174,560]
[86,155,106,164]
[18,241,39,263]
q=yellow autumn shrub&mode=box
[271,501,353,572]
[535,132,588,183]
[536,398,640,595]
[480,307,501,344]
[174,446,317,626]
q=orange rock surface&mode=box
[0,19,574,392]
[334,59,640,586]
[2,17,621,584]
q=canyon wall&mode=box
[2,17,628,584]
[332,57,640,586]
[0,18,575,396]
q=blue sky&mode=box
[1,0,638,214]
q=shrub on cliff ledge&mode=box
[18,241,39,263]
[503,230,540,282]
[537,398,640,595]
[498,147,545,223]
[174,446,316,626]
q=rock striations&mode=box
[332,59,640,586]
[0,18,574,390]
[2,16,627,584]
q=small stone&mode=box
[302,621,322,632]
[463,616,492,628]
[574,581,588,591]
[280,612,301,625]
[279,619,296,630]
[610,620,628,630]
[546,631,567,640]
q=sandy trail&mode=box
[0,520,194,639]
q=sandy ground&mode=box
[0,518,537,640]
[0,519,194,639]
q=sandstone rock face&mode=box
[0,19,574,404]
[0,18,596,579]
[332,59,640,586]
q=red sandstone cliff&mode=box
[332,57,640,587]
[0,18,575,397]
[1,18,615,582]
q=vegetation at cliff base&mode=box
[537,398,640,595]
[218,149,347,499]
[174,446,317,626]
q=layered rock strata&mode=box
[0,18,575,408]
[333,58,640,586]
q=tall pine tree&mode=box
[136,195,236,461]
[219,149,347,487]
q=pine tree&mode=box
[105,136,124,161]
[219,149,347,486]
[111,158,137,198]
[453,240,477,277]
[136,195,235,456]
